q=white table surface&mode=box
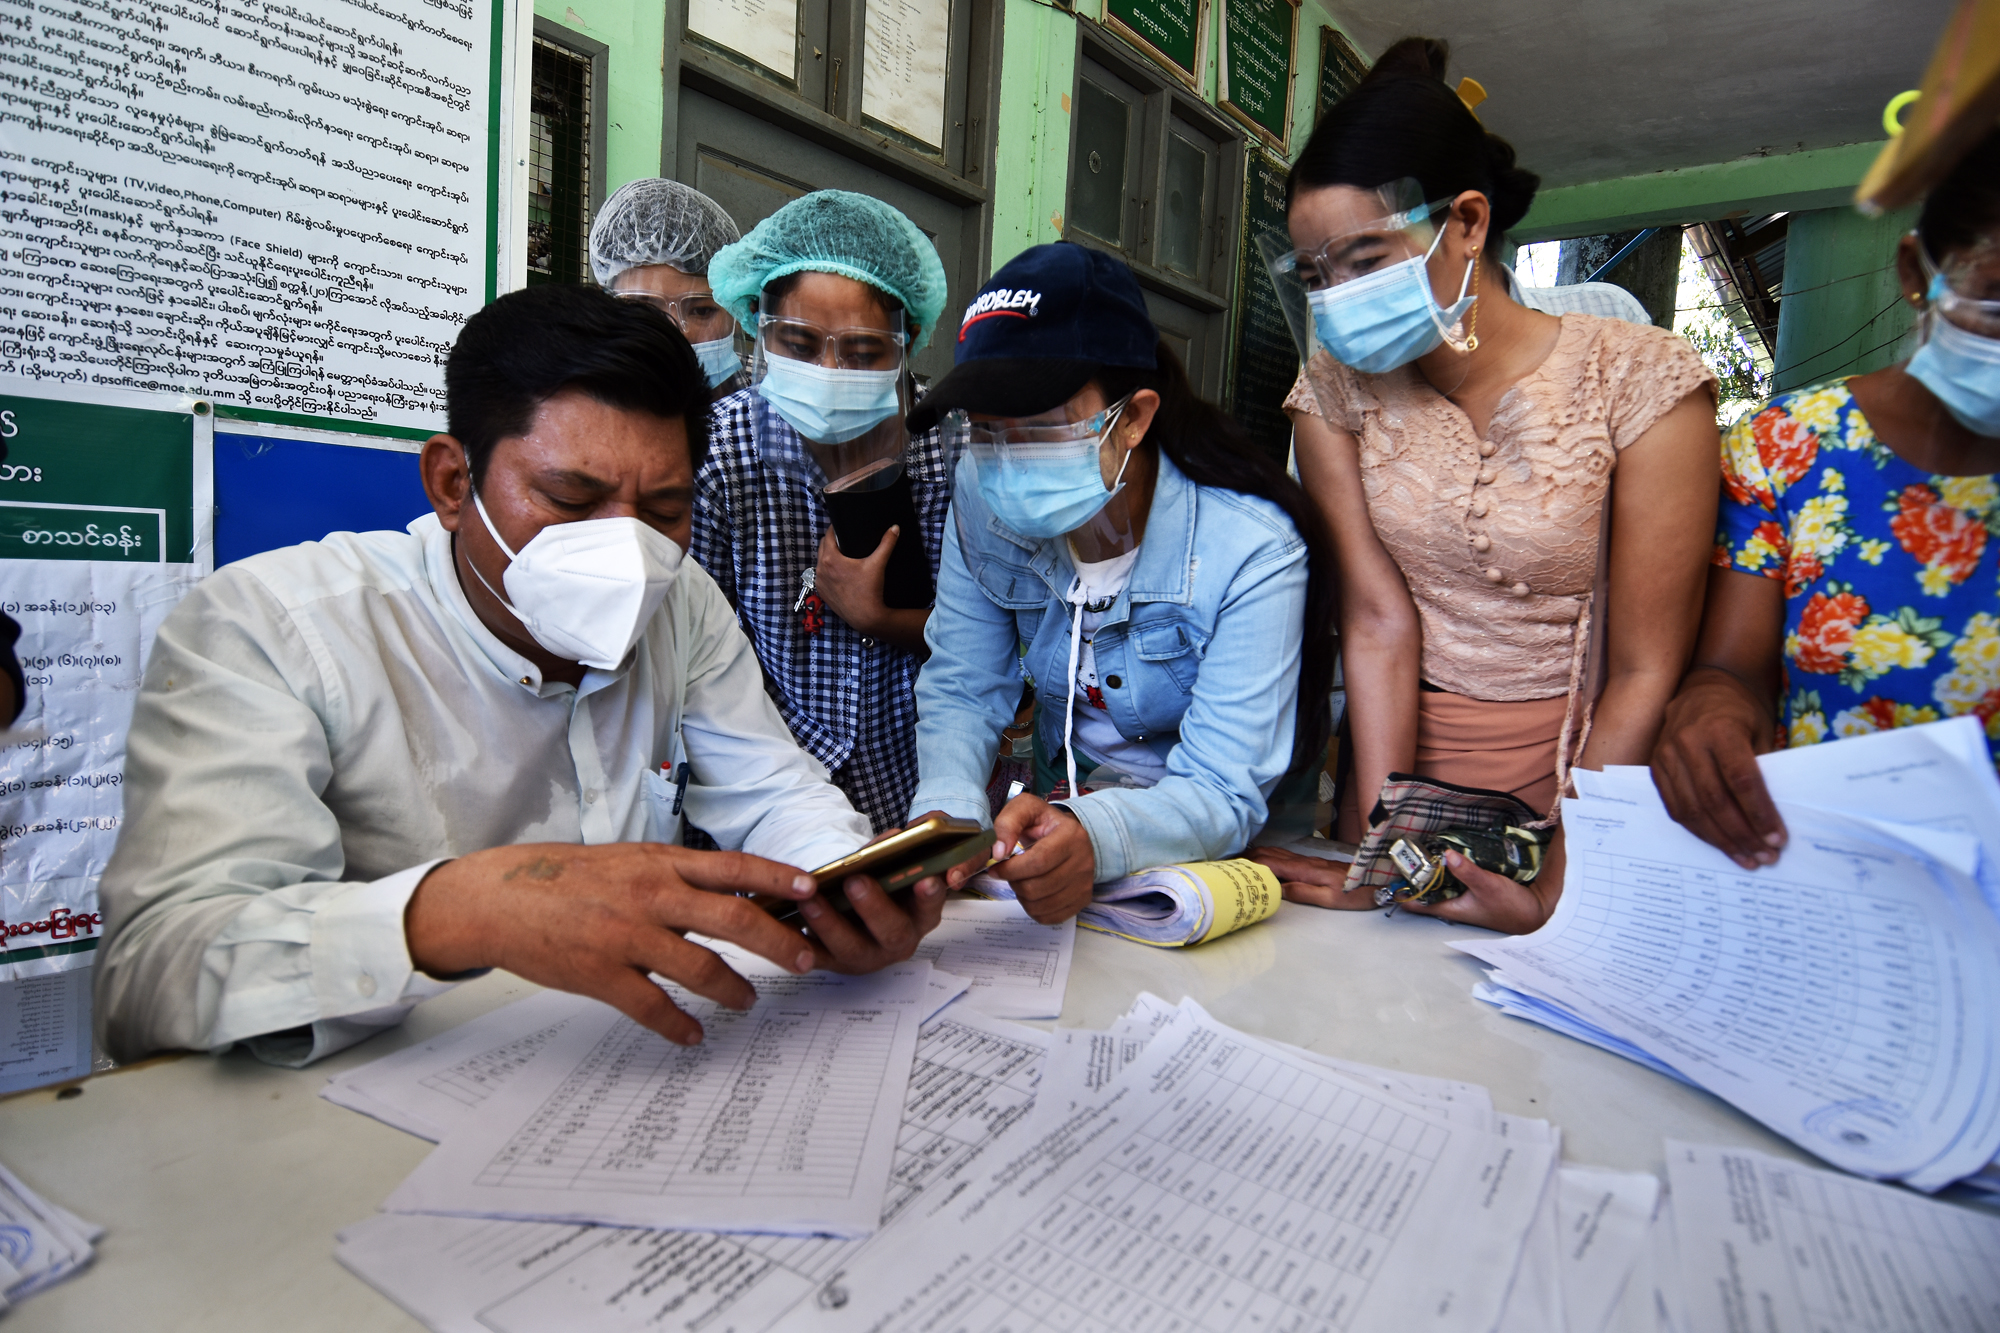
[0,899,1851,1330]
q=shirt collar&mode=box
[414,512,618,699]
[1040,451,1197,617]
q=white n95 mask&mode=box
[470,491,683,669]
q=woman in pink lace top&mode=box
[1249,39,1719,933]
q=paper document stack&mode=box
[0,1159,101,1309]
[331,990,1050,1332]
[974,856,1282,946]
[1464,717,2000,1191]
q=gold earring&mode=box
[1464,257,1482,352]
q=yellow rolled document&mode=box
[1079,858,1282,947]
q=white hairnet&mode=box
[589,179,741,287]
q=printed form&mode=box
[1666,1139,2000,1333]
[798,1002,1554,1333]
[338,1007,1050,1333]
[1460,799,2000,1189]
[912,898,1076,1020]
[385,962,933,1235]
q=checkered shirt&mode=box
[689,389,955,832]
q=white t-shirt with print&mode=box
[1065,544,1168,788]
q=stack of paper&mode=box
[1024,994,1660,1333]
[1464,717,2000,1191]
[332,996,1050,1332]
[0,1159,101,1310]
[1664,1139,2000,1330]
[973,857,1283,947]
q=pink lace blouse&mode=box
[1285,314,1715,701]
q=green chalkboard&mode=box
[1315,26,1367,125]
[0,397,195,563]
[1228,148,1300,463]
[1220,0,1296,148]
[1105,0,1205,82]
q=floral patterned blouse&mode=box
[1715,377,2000,767]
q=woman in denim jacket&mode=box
[909,243,1337,922]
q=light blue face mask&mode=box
[755,355,902,444]
[1907,278,2000,438]
[692,336,742,389]
[1307,222,1476,374]
[972,402,1132,539]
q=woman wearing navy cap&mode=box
[908,242,1336,923]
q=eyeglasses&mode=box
[1269,199,1446,291]
[966,396,1132,449]
[1918,240,2000,339]
[756,314,908,371]
[612,289,737,342]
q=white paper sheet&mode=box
[384,963,933,1236]
[687,0,798,78]
[863,0,950,146]
[1667,1139,2000,1333]
[324,990,586,1141]
[1555,1167,1660,1333]
[0,1159,98,1301]
[341,1008,1050,1333]
[789,1001,1556,1333]
[910,898,1075,1020]
[1458,799,2000,1186]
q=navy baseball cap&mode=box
[906,242,1158,433]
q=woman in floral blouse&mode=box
[1652,129,2000,866]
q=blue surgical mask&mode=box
[755,356,902,444]
[1907,283,2000,438]
[972,408,1133,539]
[693,336,742,389]
[1308,223,1475,373]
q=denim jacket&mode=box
[910,451,1308,880]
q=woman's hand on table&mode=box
[1401,830,1567,934]
[969,794,1095,924]
[1246,846,1376,910]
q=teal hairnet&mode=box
[708,190,949,350]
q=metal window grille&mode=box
[528,36,593,285]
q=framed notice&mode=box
[1104,0,1210,88]
[1316,25,1369,125]
[1219,0,1297,151]
[0,0,508,440]
[1227,147,1300,463]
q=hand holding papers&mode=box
[1461,794,2000,1189]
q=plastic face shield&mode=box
[1259,177,1441,367]
[1920,239,2000,340]
[751,309,912,485]
[955,395,1143,552]
[611,288,738,344]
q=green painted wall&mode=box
[535,0,668,198]
[1772,204,1919,393]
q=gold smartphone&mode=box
[809,814,993,908]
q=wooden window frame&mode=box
[1065,27,1246,316]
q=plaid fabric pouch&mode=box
[1341,772,1544,900]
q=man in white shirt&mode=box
[96,284,937,1065]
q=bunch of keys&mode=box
[1377,823,1552,908]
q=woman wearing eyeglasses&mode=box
[688,190,952,835]
[910,242,1336,924]
[589,178,748,397]
[1652,127,2000,861]
[1246,38,1719,933]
